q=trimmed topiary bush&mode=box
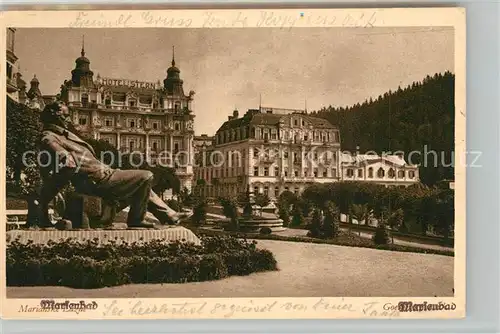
[6,235,278,288]
[373,223,391,245]
[260,227,272,235]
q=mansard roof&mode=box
[216,109,336,134]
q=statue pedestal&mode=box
[6,226,201,245]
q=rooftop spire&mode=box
[172,45,175,66]
[81,35,85,57]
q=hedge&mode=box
[194,228,454,257]
[7,235,278,288]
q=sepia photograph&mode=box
[2,8,465,319]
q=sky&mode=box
[14,27,454,135]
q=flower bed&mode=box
[6,235,278,289]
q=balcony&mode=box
[256,156,276,164]
[281,176,315,183]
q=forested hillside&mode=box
[312,71,455,186]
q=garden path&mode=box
[7,239,453,298]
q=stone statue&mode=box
[29,101,192,229]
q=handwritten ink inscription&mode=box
[140,11,193,28]
[68,10,377,29]
[203,12,248,28]
[69,12,133,28]
[101,298,362,318]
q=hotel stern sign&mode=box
[97,77,160,90]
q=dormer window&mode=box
[129,99,136,107]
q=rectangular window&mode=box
[264,167,269,176]
[323,170,328,177]
[358,169,363,177]
[254,167,259,176]
[274,167,279,176]
[78,117,87,126]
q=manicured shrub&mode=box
[192,199,208,226]
[192,227,454,257]
[6,235,278,288]
[373,223,391,245]
[290,204,303,227]
[260,227,272,235]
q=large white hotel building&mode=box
[194,108,420,199]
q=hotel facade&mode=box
[58,44,196,191]
[194,108,420,200]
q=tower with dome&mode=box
[59,39,196,194]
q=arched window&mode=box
[398,170,405,178]
[377,168,385,178]
[388,168,395,178]
[409,171,416,179]
[368,167,374,178]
